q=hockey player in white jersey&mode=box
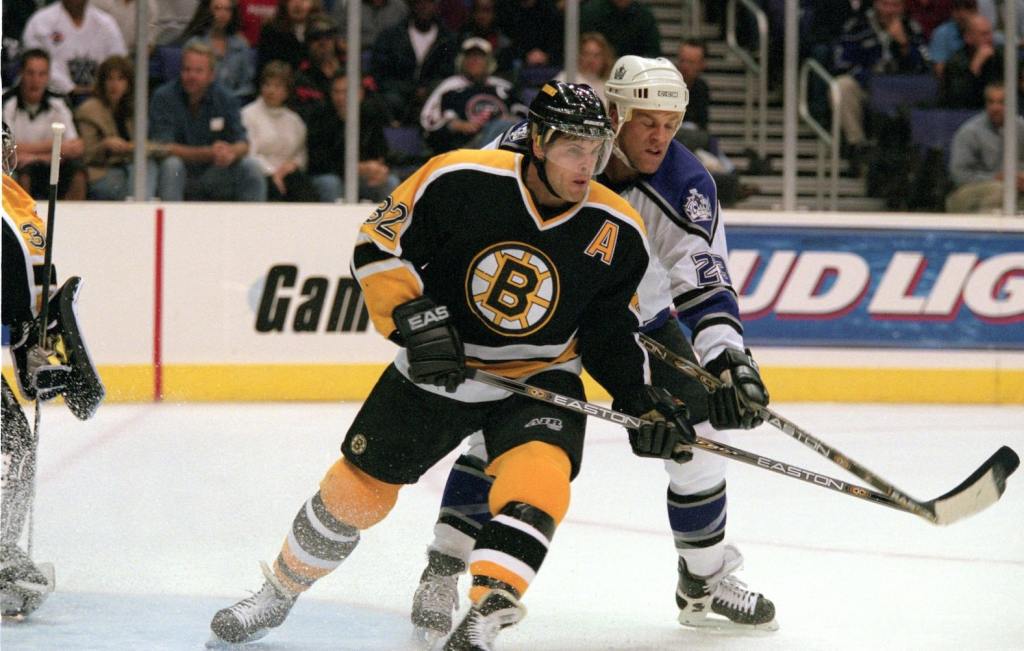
[411,58,777,641]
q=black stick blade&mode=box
[929,446,1020,526]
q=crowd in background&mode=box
[1,0,1021,211]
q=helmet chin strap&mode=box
[526,141,567,202]
[534,156,566,201]
[610,108,639,174]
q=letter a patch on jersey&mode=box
[584,220,619,265]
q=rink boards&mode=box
[2,202,1022,404]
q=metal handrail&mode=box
[680,0,704,37]
[798,58,840,211]
[725,0,768,160]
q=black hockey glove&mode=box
[614,386,696,463]
[393,296,466,393]
[705,348,769,430]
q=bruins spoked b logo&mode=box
[466,242,559,336]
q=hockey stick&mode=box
[637,333,1020,525]
[465,368,944,517]
[27,122,65,557]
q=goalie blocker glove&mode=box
[614,386,696,462]
[393,296,466,393]
[705,348,768,430]
[10,277,105,419]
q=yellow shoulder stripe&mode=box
[586,181,647,236]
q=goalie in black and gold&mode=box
[209,82,695,650]
[1,123,103,619]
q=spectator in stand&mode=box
[437,0,470,33]
[149,41,266,201]
[74,55,162,200]
[370,0,457,125]
[580,0,661,59]
[458,0,515,77]
[239,0,279,45]
[420,37,526,153]
[180,0,258,102]
[3,0,42,88]
[496,0,563,69]
[292,14,344,116]
[929,0,980,77]
[332,0,408,57]
[306,71,399,202]
[21,0,127,100]
[1,49,87,200]
[257,0,322,74]
[940,14,1003,109]
[832,0,930,165]
[946,81,1024,212]
[241,61,319,201]
[555,32,615,105]
[675,39,709,130]
[673,41,747,206]
[904,0,953,39]
[152,0,203,46]
[90,0,158,48]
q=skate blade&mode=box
[204,628,270,648]
[37,563,56,593]
[678,612,779,634]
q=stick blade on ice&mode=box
[929,446,1020,525]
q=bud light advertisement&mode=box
[728,226,1024,350]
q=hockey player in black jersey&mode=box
[209,82,696,650]
[1,123,104,619]
[410,58,778,640]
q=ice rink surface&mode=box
[2,400,1022,651]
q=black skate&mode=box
[443,589,525,651]
[676,544,778,631]
[411,550,465,644]
[0,544,54,619]
[208,562,297,645]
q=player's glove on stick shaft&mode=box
[705,348,769,429]
[614,386,695,462]
[393,296,466,393]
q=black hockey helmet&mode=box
[2,122,16,175]
[527,81,614,176]
[528,81,614,142]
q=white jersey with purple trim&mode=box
[486,121,745,363]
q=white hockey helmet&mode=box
[604,55,689,128]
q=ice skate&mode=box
[443,588,525,651]
[0,544,54,619]
[411,550,465,645]
[676,544,778,631]
[208,562,297,646]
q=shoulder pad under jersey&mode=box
[642,141,719,243]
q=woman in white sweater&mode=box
[240,61,318,201]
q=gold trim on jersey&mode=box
[2,174,47,316]
[466,339,580,379]
[354,259,424,337]
[466,241,560,338]
[359,149,519,257]
[583,182,650,249]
